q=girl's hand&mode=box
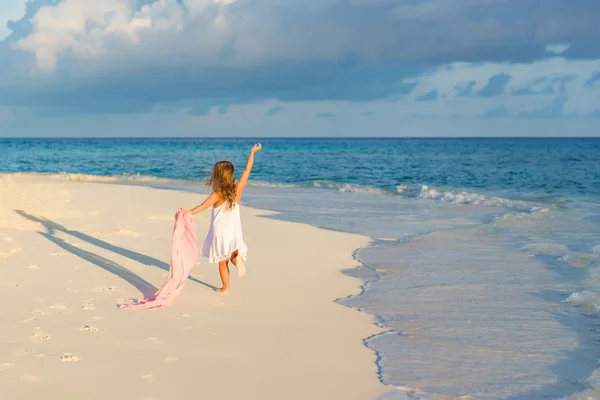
[251,143,262,153]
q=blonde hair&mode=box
[207,161,236,210]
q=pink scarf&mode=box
[119,209,199,310]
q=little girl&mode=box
[184,143,261,293]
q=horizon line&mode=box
[1,136,600,140]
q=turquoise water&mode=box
[2,138,599,198]
[2,138,600,399]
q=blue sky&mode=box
[0,0,599,137]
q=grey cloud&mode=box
[266,106,284,117]
[585,72,600,88]
[512,86,555,96]
[455,81,477,97]
[518,80,570,119]
[478,73,511,97]
[0,63,433,115]
[416,89,439,102]
[9,0,600,68]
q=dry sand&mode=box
[0,175,386,400]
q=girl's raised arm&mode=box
[184,191,220,215]
[236,143,262,192]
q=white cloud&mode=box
[545,43,571,55]
[14,0,143,69]
[13,0,355,71]
[0,0,26,40]
[11,0,600,74]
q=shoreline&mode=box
[0,171,551,213]
[0,175,388,400]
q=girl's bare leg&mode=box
[229,250,246,277]
[217,260,230,293]
[229,250,239,264]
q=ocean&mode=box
[2,137,600,399]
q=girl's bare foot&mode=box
[216,287,229,293]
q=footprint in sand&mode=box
[0,363,16,371]
[5,282,19,288]
[30,329,51,343]
[10,248,22,254]
[21,317,38,324]
[35,353,45,359]
[49,251,69,256]
[80,325,103,334]
[81,303,96,311]
[163,357,178,363]
[29,265,40,270]
[181,313,191,318]
[141,374,154,381]
[49,304,66,310]
[118,297,136,304]
[12,349,31,357]
[60,354,80,363]
[147,337,160,343]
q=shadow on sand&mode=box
[15,210,217,295]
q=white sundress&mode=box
[201,202,248,264]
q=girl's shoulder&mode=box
[211,190,224,202]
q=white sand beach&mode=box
[0,175,386,400]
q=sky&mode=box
[0,0,599,137]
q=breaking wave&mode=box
[3,172,546,213]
